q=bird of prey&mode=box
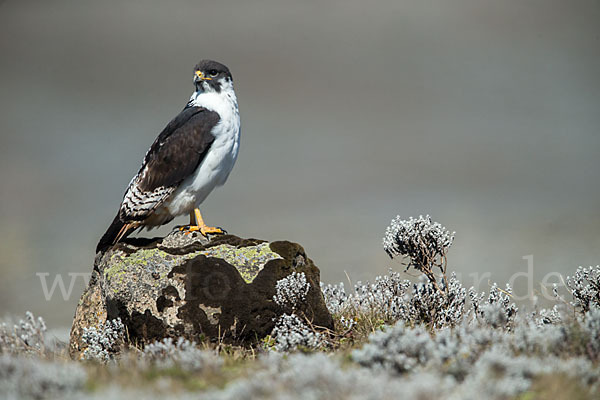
[96,60,240,253]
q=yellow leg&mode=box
[179,208,224,237]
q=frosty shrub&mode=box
[321,271,467,329]
[508,313,571,357]
[454,345,599,399]
[0,311,47,354]
[383,215,454,292]
[530,304,562,327]
[352,323,434,374]
[469,283,518,329]
[403,273,467,328]
[565,266,600,313]
[273,272,310,311]
[320,281,349,316]
[81,318,125,362]
[318,214,508,331]
[353,320,496,379]
[582,306,600,361]
[345,270,410,319]
[0,353,87,399]
[271,273,323,352]
[270,314,323,352]
[142,337,223,372]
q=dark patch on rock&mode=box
[156,285,181,313]
[121,236,162,248]
[163,285,180,299]
[156,295,172,312]
[128,309,170,344]
[173,255,282,341]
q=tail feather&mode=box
[96,214,137,253]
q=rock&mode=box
[69,231,333,359]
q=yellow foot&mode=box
[179,225,226,237]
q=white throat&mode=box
[189,78,239,120]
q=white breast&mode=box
[160,78,240,218]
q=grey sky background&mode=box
[0,0,598,326]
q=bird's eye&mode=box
[209,70,219,77]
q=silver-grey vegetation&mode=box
[1,216,599,399]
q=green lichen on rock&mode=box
[105,242,280,285]
[104,248,177,294]
[106,249,174,278]
[103,257,128,285]
[193,243,282,283]
[126,248,171,264]
[111,248,172,268]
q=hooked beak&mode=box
[194,70,212,81]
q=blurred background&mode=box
[0,0,598,328]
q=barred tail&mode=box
[96,214,136,253]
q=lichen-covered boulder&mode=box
[69,232,333,359]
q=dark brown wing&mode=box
[118,106,220,222]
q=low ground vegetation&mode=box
[1,216,599,399]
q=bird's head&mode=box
[193,60,233,94]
